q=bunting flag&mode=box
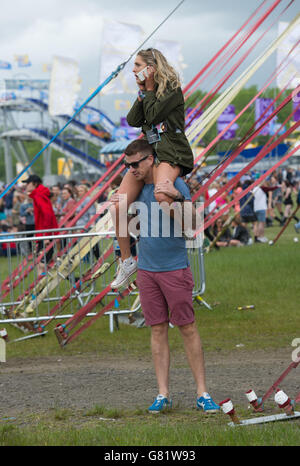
[99,20,144,95]
[14,54,31,67]
[42,63,52,73]
[152,39,186,82]
[48,56,81,117]
[217,105,239,139]
[293,91,300,121]
[0,61,12,70]
[114,99,131,111]
[276,21,300,90]
[255,98,275,136]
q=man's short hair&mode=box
[124,139,154,157]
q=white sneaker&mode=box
[257,236,268,243]
[111,258,137,289]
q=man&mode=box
[23,174,58,274]
[110,139,220,414]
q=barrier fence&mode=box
[0,227,208,340]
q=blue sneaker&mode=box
[148,395,172,414]
[197,392,220,413]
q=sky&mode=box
[0,0,299,122]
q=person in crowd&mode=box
[0,224,18,257]
[59,187,77,220]
[11,190,25,227]
[239,180,257,228]
[252,184,268,243]
[212,217,232,248]
[269,174,284,225]
[282,179,299,225]
[50,185,62,218]
[22,174,58,275]
[230,217,251,246]
[110,48,194,289]
[75,184,96,229]
[19,194,35,253]
[233,182,243,214]
[294,182,300,233]
[3,187,15,224]
[110,138,220,414]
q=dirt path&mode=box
[0,347,298,418]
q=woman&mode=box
[212,217,232,248]
[281,180,299,225]
[110,48,194,288]
[75,184,96,229]
[59,187,77,220]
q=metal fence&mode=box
[0,228,209,339]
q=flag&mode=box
[99,20,144,95]
[152,39,187,82]
[49,56,81,117]
[42,64,52,73]
[114,99,131,111]
[293,91,300,121]
[14,54,31,67]
[217,105,239,139]
[255,98,275,136]
[0,61,12,70]
[276,21,300,90]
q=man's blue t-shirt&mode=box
[134,177,191,272]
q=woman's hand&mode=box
[144,66,155,91]
[109,191,123,204]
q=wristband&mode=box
[174,192,185,202]
[138,90,145,100]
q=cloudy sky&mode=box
[0,0,298,121]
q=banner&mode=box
[42,63,52,73]
[14,54,31,67]
[99,20,144,95]
[276,21,300,90]
[0,61,12,70]
[49,56,81,116]
[293,91,300,121]
[152,39,186,82]
[114,99,131,111]
[255,98,274,136]
[217,105,239,140]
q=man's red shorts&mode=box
[136,267,195,327]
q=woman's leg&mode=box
[110,171,144,289]
[153,162,181,204]
[110,171,144,261]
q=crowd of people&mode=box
[0,165,299,256]
[189,166,300,249]
[0,165,298,257]
[0,177,114,256]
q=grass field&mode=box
[0,221,299,447]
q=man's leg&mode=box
[151,322,170,398]
[178,321,220,413]
[178,322,207,397]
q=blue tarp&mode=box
[218,143,290,160]
[100,140,132,154]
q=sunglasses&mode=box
[124,154,150,169]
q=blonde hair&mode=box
[137,48,181,99]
